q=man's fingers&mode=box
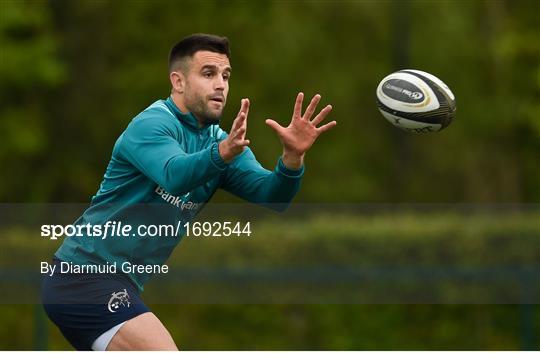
[311,105,333,126]
[303,94,321,120]
[237,98,249,117]
[242,98,250,118]
[316,120,337,134]
[241,99,249,138]
[235,127,246,139]
[292,92,304,119]
[231,114,241,131]
[237,98,250,119]
[235,113,248,139]
[233,99,249,131]
[231,138,250,149]
[265,119,284,134]
[231,112,247,133]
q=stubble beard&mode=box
[185,92,224,124]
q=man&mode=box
[42,33,336,350]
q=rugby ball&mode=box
[376,69,456,133]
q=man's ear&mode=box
[170,71,186,94]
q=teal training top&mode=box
[55,97,304,290]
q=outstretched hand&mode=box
[219,98,250,163]
[265,93,336,169]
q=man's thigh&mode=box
[106,312,178,350]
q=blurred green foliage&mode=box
[1,0,539,202]
[1,0,539,350]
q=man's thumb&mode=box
[265,119,282,133]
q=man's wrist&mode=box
[218,141,234,163]
[281,151,304,170]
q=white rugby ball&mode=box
[376,69,456,133]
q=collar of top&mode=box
[165,96,220,130]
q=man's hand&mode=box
[219,98,251,163]
[265,93,336,169]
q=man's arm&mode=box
[119,112,227,195]
[219,93,336,210]
[220,147,303,211]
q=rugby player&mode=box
[41,33,336,350]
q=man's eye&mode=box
[203,72,213,78]
[223,74,230,81]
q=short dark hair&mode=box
[168,33,230,73]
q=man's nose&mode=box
[214,76,225,91]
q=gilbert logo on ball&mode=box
[376,69,456,133]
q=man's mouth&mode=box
[209,96,224,104]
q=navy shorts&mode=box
[41,258,150,350]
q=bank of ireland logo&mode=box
[108,289,131,313]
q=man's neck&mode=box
[170,93,203,127]
[171,93,188,114]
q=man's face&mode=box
[182,51,231,123]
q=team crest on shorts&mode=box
[108,289,131,313]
